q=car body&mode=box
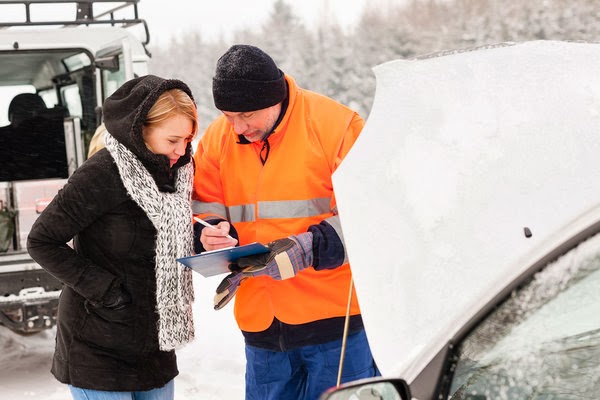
[322,40,600,399]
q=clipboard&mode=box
[176,242,270,277]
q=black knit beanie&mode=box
[212,44,287,112]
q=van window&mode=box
[102,53,127,99]
[38,90,59,109]
[0,85,35,127]
[61,85,82,119]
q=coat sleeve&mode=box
[27,156,124,304]
[191,121,237,252]
[308,219,345,269]
[311,110,364,270]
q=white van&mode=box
[0,0,150,333]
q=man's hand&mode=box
[213,233,313,310]
[214,270,245,310]
[237,232,313,280]
[198,219,238,251]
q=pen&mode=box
[194,217,235,241]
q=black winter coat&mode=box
[27,75,197,391]
[27,150,177,391]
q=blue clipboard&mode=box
[176,242,270,277]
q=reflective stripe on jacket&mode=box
[193,75,363,332]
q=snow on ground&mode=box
[0,274,246,399]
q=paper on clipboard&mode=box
[176,242,270,277]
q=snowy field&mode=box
[0,275,246,399]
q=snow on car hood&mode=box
[332,40,600,382]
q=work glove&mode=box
[213,270,246,310]
[236,232,314,279]
[213,232,314,310]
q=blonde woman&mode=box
[28,75,198,400]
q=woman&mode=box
[27,75,198,400]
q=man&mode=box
[192,44,378,400]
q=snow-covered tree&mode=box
[149,0,600,128]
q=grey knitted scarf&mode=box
[105,132,195,351]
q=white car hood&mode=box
[332,40,600,382]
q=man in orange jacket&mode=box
[192,44,379,400]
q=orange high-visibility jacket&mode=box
[193,75,363,332]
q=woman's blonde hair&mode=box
[145,89,198,139]
[88,123,107,158]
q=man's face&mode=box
[222,103,281,142]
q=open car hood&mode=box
[332,40,600,382]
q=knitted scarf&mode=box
[105,132,195,351]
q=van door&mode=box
[96,41,136,103]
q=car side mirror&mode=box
[319,377,411,400]
[95,55,119,72]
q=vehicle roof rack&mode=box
[0,0,150,45]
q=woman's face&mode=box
[142,113,194,167]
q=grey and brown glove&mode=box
[213,232,313,310]
[213,270,246,310]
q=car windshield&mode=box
[449,231,600,399]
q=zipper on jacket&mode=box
[277,318,287,351]
[259,139,270,165]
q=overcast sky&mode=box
[0,0,386,46]
[137,0,373,45]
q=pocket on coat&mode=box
[80,302,142,354]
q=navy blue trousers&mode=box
[245,329,380,400]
